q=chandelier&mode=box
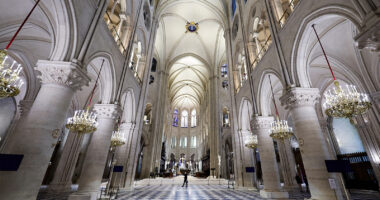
[65,59,105,133]
[268,75,294,140]
[270,117,293,140]
[312,24,371,123]
[66,108,98,133]
[0,0,41,98]
[0,50,24,97]
[244,134,258,149]
[110,129,126,147]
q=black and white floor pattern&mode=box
[117,185,264,200]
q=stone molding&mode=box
[93,104,122,120]
[35,60,90,91]
[280,87,320,109]
[355,13,380,51]
[18,100,34,116]
[250,116,274,131]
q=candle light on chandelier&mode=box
[268,75,294,140]
[65,59,105,134]
[311,24,371,123]
[0,0,41,98]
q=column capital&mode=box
[354,14,380,51]
[35,60,90,91]
[280,87,320,109]
[250,116,274,131]
[93,104,122,120]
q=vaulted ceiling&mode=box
[154,0,227,109]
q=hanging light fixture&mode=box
[111,122,126,147]
[111,130,126,147]
[65,59,105,134]
[0,0,41,98]
[244,101,259,149]
[268,75,293,140]
[244,134,258,149]
[311,24,371,123]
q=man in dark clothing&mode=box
[182,171,188,187]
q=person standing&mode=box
[182,171,188,187]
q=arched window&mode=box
[171,136,176,149]
[183,137,187,148]
[181,110,188,128]
[191,109,197,127]
[222,80,229,89]
[191,136,197,148]
[151,58,157,72]
[231,0,236,17]
[172,109,179,127]
[223,108,230,127]
[144,104,152,124]
[221,64,227,77]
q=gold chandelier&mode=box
[0,50,24,97]
[66,107,98,133]
[110,129,126,147]
[244,134,258,149]
[0,0,41,98]
[312,24,371,123]
[270,117,293,140]
[268,75,294,140]
[65,59,105,133]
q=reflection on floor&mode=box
[37,180,380,200]
[118,185,264,200]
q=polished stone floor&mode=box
[117,185,264,200]
[37,183,380,200]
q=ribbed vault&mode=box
[169,56,209,109]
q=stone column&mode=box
[0,61,89,200]
[110,122,135,188]
[0,99,34,151]
[240,130,256,188]
[280,87,337,200]
[252,116,289,199]
[68,104,121,200]
[277,139,298,190]
[47,132,84,193]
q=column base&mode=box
[46,183,72,194]
[260,190,289,199]
[282,185,300,192]
[235,186,258,191]
[68,191,98,200]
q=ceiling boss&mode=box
[185,21,199,33]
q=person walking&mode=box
[182,171,188,187]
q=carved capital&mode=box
[35,60,90,91]
[280,87,320,109]
[93,104,122,120]
[355,15,380,51]
[250,116,274,131]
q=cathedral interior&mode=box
[0,0,380,200]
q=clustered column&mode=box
[110,122,135,189]
[69,104,121,200]
[252,116,289,199]
[280,87,337,200]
